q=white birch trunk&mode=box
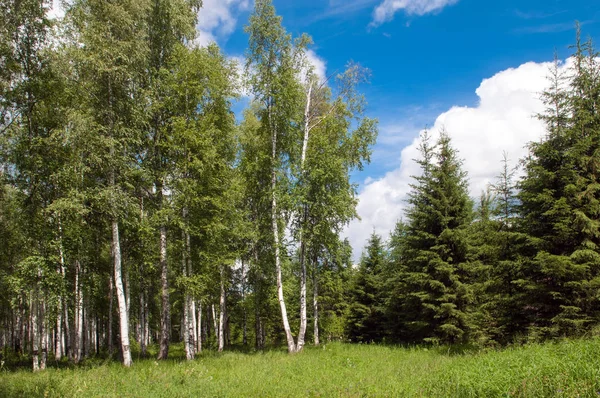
[31,294,39,372]
[182,241,192,360]
[196,303,202,353]
[186,230,195,356]
[75,260,84,363]
[296,82,313,352]
[40,300,47,370]
[158,224,169,360]
[313,268,320,346]
[218,266,225,352]
[191,300,197,352]
[112,221,132,367]
[55,305,63,361]
[271,113,296,353]
[183,293,196,360]
[182,211,195,360]
[55,221,66,360]
[211,304,218,342]
[301,82,312,166]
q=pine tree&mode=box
[392,130,474,344]
[467,154,537,344]
[346,233,386,343]
[518,29,600,339]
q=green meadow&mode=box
[2,338,600,397]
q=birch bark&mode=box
[158,221,169,360]
[112,221,132,367]
[218,266,225,352]
[270,108,296,353]
[296,82,313,352]
[313,267,320,346]
[196,303,202,353]
[31,294,39,371]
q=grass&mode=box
[2,338,600,397]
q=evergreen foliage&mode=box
[346,233,387,342]
[388,131,474,344]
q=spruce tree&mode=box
[518,30,600,339]
[346,233,387,342]
[392,130,474,344]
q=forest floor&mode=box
[1,338,600,397]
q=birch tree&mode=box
[245,0,308,353]
[69,0,151,366]
[294,63,377,350]
[144,0,201,362]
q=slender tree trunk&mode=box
[139,281,146,357]
[72,260,80,362]
[16,302,23,355]
[158,221,169,360]
[297,238,308,352]
[270,114,296,353]
[313,266,319,346]
[55,306,63,361]
[301,82,312,166]
[241,259,247,346]
[40,301,47,370]
[108,275,114,355]
[196,303,202,353]
[106,75,131,366]
[186,228,195,356]
[218,266,226,352]
[90,315,96,356]
[85,305,91,357]
[138,200,148,357]
[125,266,130,326]
[144,293,150,350]
[31,294,39,372]
[41,321,48,370]
[182,208,195,360]
[191,300,196,351]
[182,234,193,360]
[211,304,218,342]
[296,82,313,352]
[112,221,132,367]
[74,260,84,363]
[55,221,66,360]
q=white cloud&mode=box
[304,49,327,83]
[345,59,571,259]
[371,0,459,26]
[196,0,251,47]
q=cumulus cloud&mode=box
[299,49,328,88]
[305,50,328,83]
[345,60,572,259]
[196,0,251,47]
[371,0,459,26]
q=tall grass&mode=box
[2,338,600,397]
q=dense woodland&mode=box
[1,0,599,372]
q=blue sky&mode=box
[194,0,599,257]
